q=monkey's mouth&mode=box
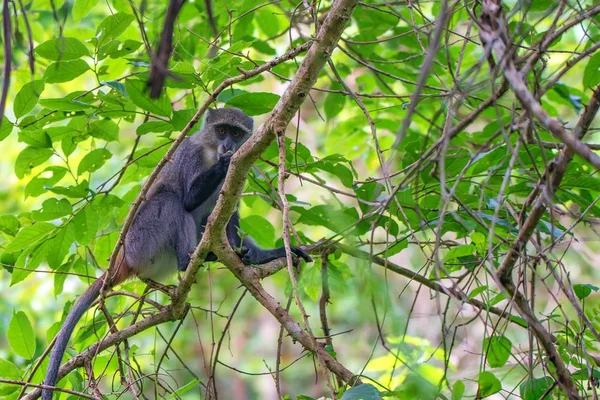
[217,144,234,159]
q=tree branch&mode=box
[478,1,600,398]
[478,0,600,170]
[175,0,362,388]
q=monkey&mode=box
[41,107,312,399]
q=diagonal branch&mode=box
[173,0,362,387]
[105,41,312,293]
[26,40,314,400]
[29,1,362,395]
[478,1,600,398]
[478,0,600,170]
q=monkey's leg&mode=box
[183,154,231,211]
[175,211,197,271]
[124,192,184,280]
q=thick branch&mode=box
[106,41,312,292]
[179,0,362,387]
[26,43,313,400]
[31,0,360,394]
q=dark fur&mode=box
[42,108,311,399]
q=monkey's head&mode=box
[201,107,254,159]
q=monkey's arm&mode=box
[226,211,312,265]
[183,154,231,211]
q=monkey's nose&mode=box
[217,143,234,159]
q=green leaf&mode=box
[355,181,385,213]
[136,121,173,135]
[470,232,486,254]
[444,244,476,261]
[584,53,600,88]
[240,215,275,247]
[8,311,36,359]
[4,222,56,254]
[217,88,247,103]
[49,179,89,198]
[451,380,465,400]
[396,373,440,399]
[340,383,382,400]
[477,371,502,398]
[54,257,74,296]
[468,285,488,299]
[96,12,136,47]
[73,0,99,21]
[527,0,555,11]
[102,39,142,59]
[18,129,52,148]
[172,109,197,130]
[125,79,172,117]
[324,87,346,120]
[225,92,280,116]
[0,116,13,141]
[519,377,554,400]
[35,37,90,61]
[39,97,94,111]
[104,80,127,96]
[32,198,73,221]
[25,166,68,198]
[552,82,582,113]
[256,6,281,37]
[46,223,75,269]
[14,146,54,179]
[77,148,112,175]
[12,241,47,284]
[0,214,20,236]
[14,80,45,118]
[167,379,201,399]
[313,161,354,188]
[92,231,118,266]
[0,358,21,395]
[383,239,407,256]
[43,60,90,83]
[88,119,119,141]
[572,368,600,380]
[292,204,358,233]
[573,283,599,300]
[483,335,512,368]
[73,205,100,245]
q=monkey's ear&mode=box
[206,108,216,123]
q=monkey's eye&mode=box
[232,131,240,137]
[218,128,226,135]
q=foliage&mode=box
[1,0,600,399]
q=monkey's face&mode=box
[213,123,250,159]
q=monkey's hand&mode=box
[290,246,313,262]
[218,150,234,166]
[240,245,312,265]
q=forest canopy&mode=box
[2,0,600,399]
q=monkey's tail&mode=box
[42,252,131,400]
